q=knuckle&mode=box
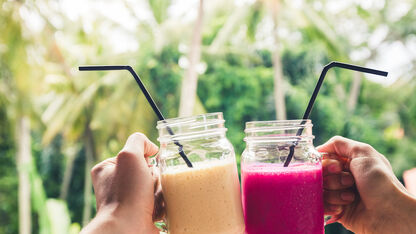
[331,136,344,144]
[117,149,137,160]
[323,190,333,200]
[351,145,361,154]
[323,176,339,189]
[361,143,374,152]
[131,132,148,141]
[352,143,373,155]
[331,136,346,148]
[368,164,388,180]
[91,164,104,177]
[324,190,342,204]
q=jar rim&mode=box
[246,119,311,124]
[244,119,314,142]
[157,112,227,143]
[157,112,224,129]
[245,119,312,132]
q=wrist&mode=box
[395,191,416,233]
[82,204,159,234]
[80,210,120,234]
[371,186,416,234]
[111,204,158,233]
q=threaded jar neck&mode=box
[157,112,227,143]
[244,119,314,145]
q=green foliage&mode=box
[66,148,88,225]
[148,0,171,24]
[246,2,265,42]
[0,98,18,234]
[147,44,183,119]
[282,48,326,87]
[202,15,228,45]
[33,134,65,198]
[199,53,275,154]
[1,1,416,233]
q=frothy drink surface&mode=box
[161,159,245,234]
[242,163,324,234]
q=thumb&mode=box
[317,136,367,159]
[117,133,159,170]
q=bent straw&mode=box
[283,61,388,167]
[78,65,193,168]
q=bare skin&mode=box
[319,136,416,234]
[80,133,161,234]
[82,133,416,234]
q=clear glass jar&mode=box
[156,112,245,234]
[241,120,323,234]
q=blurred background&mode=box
[1,0,416,233]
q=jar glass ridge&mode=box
[156,112,245,234]
[243,119,320,165]
[156,112,234,170]
[241,119,324,234]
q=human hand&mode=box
[81,133,163,234]
[403,168,416,196]
[321,151,356,218]
[318,136,416,234]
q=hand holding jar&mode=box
[318,136,416,234]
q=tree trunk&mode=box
[17,116,31,234]
[82,124,96,226]
[347,72,362,111]
[59,148,77,201]
[179,0,204,117]
[271,1,286,120]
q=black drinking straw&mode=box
[283,61,388,167]
[78,65,193,168]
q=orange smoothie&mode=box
[161,159,245,234]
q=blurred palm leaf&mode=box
[148,0,171,24]
[246,2,264,42]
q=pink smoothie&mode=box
[242,163,324,234]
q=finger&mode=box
[324,204,343,216]
[90,157,117,210]
[322,153,350,169]
[153,187,165,221]
[100,156,117,166]
[322,159,343,175]
[152,167,160,192]
[324,172,354,190]
[152,169,165,221]
[324,189,355,205]
[117,133,159,168]
[317,136,372,159]
[90,157,116,181]
[124,132,159,157]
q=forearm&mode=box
[80,214,119,234]
[396,192,416,233]
[80,209,159,234]
[370,189,416,234]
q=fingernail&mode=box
[341,175,354,186]
[341,192,355,201]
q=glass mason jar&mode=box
[156,112,245,234]
[241,120,324,234]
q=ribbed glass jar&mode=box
[156,112,245,234]
[241,120,323,234]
